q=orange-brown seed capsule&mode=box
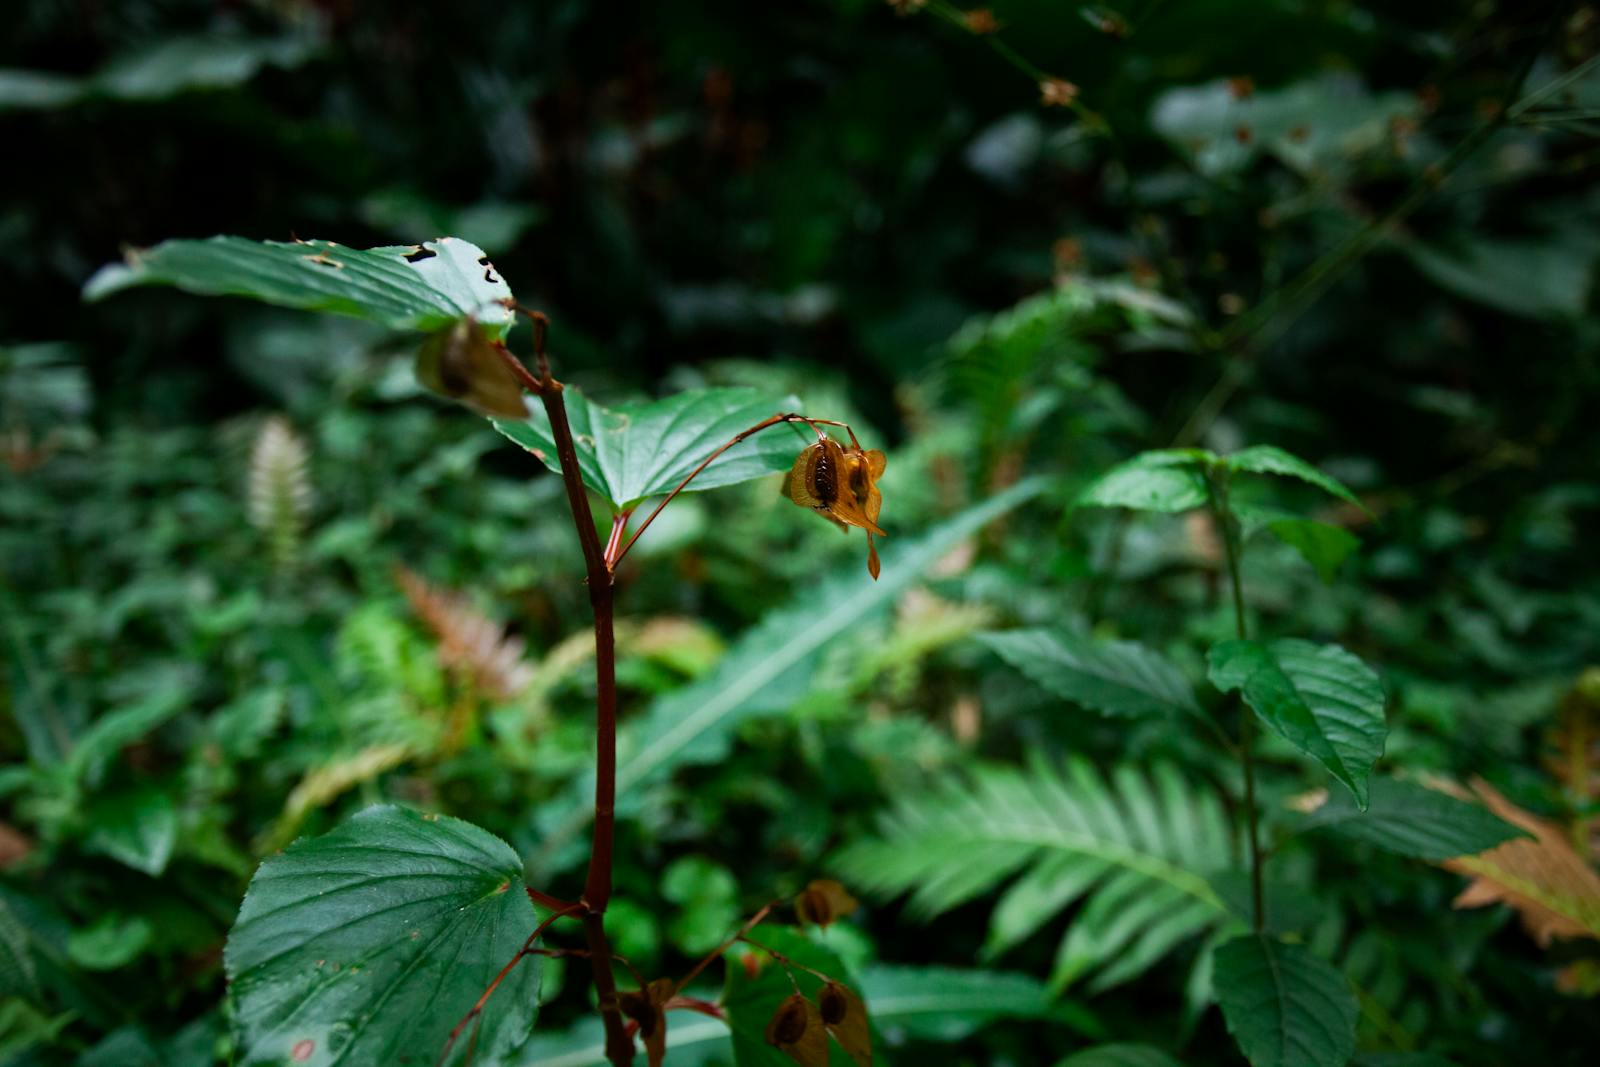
[794,879,859,928]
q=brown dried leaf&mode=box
[397,567,534,701]
[1440,778,1600,946]
[794,879,858,928]
[818,981,871,1067]
[765,993,828,1067]
[1547,670,1600,861]
[414,317,527,418]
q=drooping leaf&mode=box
[84,236,515,339]
[1439,778,1600,945]
[834,758,1235,992]
[1213,934,1357,1067]
[1303,777,1528,860]
[979,629,1199,719]
[1264,518,1360,583]
[224,805,540,1067]
[1224,445,1365,512]
[529,479,1047,869]
[1076,450,1213,514]
[1208,639,1387,807]
[493,387,805,511]
[1057,1044,1186,1067]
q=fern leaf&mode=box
[396,567,534,702]
[834,758,1236,992]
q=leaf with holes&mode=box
[1076,450,1213,514]
[224,805,540,1067]
[1209,639,1387,808]
[84,236,514,339]
[1213,935,1357,1067]
[493,386,805,511]
[980,629,1199,719]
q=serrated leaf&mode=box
[1225,445,1365,512]
[1077,450,1213,514]
[980,629,1199,719]
[1057,1044,1185,1067]
[1213,935,1357,1067]
[1304,777,1528,860]
[1265,518,1359,583]
[84,236,514,339]
[530,479,1046,869]
[1209,639,1387,807]
[493,387,805,511]
[224,805,540,1067]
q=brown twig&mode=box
[671,899,781,997]
[435,904,584,1067]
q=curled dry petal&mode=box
[781,437,887,579]
[415,317,528,418]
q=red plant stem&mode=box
[526,886,577,912]
[603,508,634,569]
[523,321,633,1067]
[671,899,779,997]
[664,996,726,1020]
[611,413,856,568]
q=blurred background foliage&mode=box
[2,0,1599,1064]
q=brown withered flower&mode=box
[618,977,674,1067]
[765,993,829,1066]
[781,437,887,579]
[414,317,528,418]
[794,879,859,928]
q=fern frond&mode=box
[396,567,534,702]
[833,757,1238,993]
[246,415,312,567]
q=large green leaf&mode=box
[980,629,1199,719]
[1213,935,1357,1067]
[84,236,514,339]
[1057,1045,1185,1067]
[834,758,1235,993]
[1208,639,1387,808]
[1224,446,1364,512]
[492,387,807,511]
[1076,450,1212,514]
[1303,777,1528,860]
[1263,518,1359,584]
[224,805,540,1067]
[528,479,1046,869]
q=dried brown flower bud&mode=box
[1039,78,1079,108]
[964,9,1000,34]
[765,993,828,1065]
[414,317,528,418]
[818,982,872,1067]
[794,879,859,928]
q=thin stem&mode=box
[522,316,632,1067]
[672,900,779,997]
[611,413,836,568]
[603,509,634,569]
[1209,471,1264,932]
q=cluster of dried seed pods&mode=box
[766,980,871,1067]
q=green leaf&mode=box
[1077,450,1213,514]
[1057,1045,1186,1067]
[1304,777,1529,860]
[224,805,540,1067]
[66,689,190,785]
[1401,236,1593,320]
[493,387,805,511]
[67,916,153,971]
[83,787,177,876]
[1213,935,1357,1067]
[1224,446,1365,512]
[979,629,1199,719]
[530,479,1047,869]
[0,898,38,999]
[835,758,1234,992]
[84,236,514,340]
[1264,518,1359,583]
[1208,639,1387,808]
